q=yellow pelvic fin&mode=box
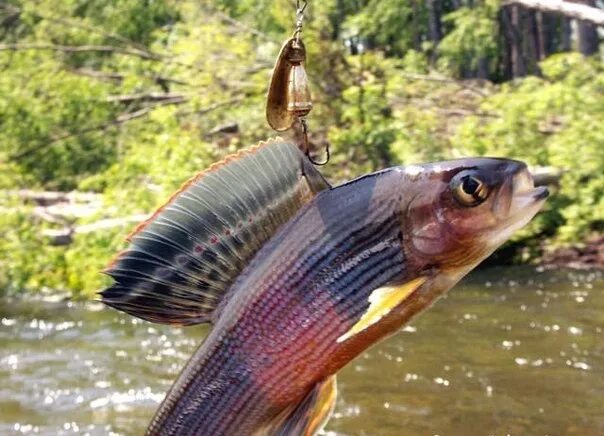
[304,376,337,436]
[337,276,427,343]
[258,376,337,436]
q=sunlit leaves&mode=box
[438,1,499,74]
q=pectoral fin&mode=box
[261,376,337,436]
[337,276,427,343]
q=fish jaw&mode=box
[485,168,549,248]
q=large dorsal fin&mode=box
[100,138,330,325]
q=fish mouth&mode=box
[508,168,549,216]
[533,186,550,201]
[489,168,548,246]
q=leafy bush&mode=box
[0,1,601,298]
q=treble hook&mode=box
[300,118,330,166]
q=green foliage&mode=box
[328,54,397,173]
[0,56,116,189]
[71,0,178,45]
[0,1,601,299]
[438,1,499,75]
[342,0,417,55]
[216,0,288,34]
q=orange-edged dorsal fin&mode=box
[260,376,337,436]
[100,138,330,326]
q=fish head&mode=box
[400,158,548,271]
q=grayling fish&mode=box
[101,139,548,435]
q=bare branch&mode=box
[176,96,245,118]
[435,107,499,118]
[9,104,167,161]
[69,68,190,88]
[70,68,125,81]
[503,0,604,26]
[42,214,149,246]
[4,190,100,205]
[4,5,169,59]
[0,43,161,60]
[33,12,151,52]
[211,9,279,43]
[106,93,187,104]
[398,72,489,97]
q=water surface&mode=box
[1,267,602,435]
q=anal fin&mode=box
[263,376,337,436]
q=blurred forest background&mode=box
[0,0,602,298]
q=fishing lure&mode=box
[101,139,548,435]
[266,0,328,166]
[266,0,312,132]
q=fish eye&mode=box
[451,172,489,207]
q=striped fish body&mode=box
[148,168,419,435]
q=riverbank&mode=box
[541,235,604,270]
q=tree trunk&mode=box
[577,0,600,55]
[535,11,559,59]
[525,9,542,74]
[411,0,422,51]
[502,5,528,77]
[538,12,566,56]
[561,17,572,51]
[476,57,489,79]
[427,0,443,45]
[503,0,604,26]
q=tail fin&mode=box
[100,138,330,325]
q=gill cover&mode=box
[101,139,330,325]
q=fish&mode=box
[100,138,548,435]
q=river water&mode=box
[1,267,602,435]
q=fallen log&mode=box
[503,0,604,27]
[4,189,100,206]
